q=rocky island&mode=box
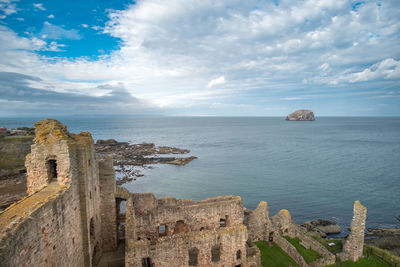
[286,109,315,121]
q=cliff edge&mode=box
[286,110,315,121]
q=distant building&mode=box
[0,127,7,135]
[8,129,27,136]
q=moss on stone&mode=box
[34,119,70,145]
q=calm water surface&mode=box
[2,116,400,233]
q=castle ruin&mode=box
[0,119,367,267]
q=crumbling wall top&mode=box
[33,119,93,146]
[34,119,71,145]
[354,200,366,212]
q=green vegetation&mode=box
[0,135,34,143]
[310,234,343,254]
[284,236,321,263]
[255,240,299,267]
[326,254,392,267]
[0,135,33,173]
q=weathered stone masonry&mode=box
[339,200,367,262]
[125,194,261,266]
[0,119,116,267]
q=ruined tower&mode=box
[339,200,367,262]
[0,119,116,267]
[246,201,272,242]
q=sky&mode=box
[0,0,399,117]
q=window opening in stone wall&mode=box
[220,218,227,227]
[46,159,57,182]
[116,198,127,243]
[235,265,242,267]
[211,245,221,262]
[236,250,241,260]
[188,247,199,266]
[174,220,189,234]
[269,232,274,242]
[200,227,204,231]
[142,257,152,267]
[90,217,95,238]
[158,224,167,237]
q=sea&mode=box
[2,116,400,235]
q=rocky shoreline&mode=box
[95,139,197,185]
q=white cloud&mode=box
[207,76,226,88]
[33,3,45,11]
[81,24,88,28]
[47,14,54,19]
[281,97,305,101]
[0,0,18,17]
[347,58,400,83]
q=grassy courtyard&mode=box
[255,240,299,267]
[284,236,322,263]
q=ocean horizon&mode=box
[2,116,400,236]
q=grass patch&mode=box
[284,236,321,263]
[310,234,343,254]
[0,136,33,143]
[255,240,299,267]
[325,254,392,267]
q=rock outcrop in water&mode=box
[286,109,315,121]
[301,219,342,237]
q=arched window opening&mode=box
[211,245,221,262]
[236,250,241,260]
[46,159,57,182]
[188,247,199,266]
[174,220,189,234]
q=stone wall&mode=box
[274,234,308,267]
[0,183,85,267]
[126,225,249,267]
[339,200,367,262]
[271,209,296,237]
[294,228,335,267]
[125,192,259,266]
[98,155,117,252]
[130,194,244,241]
[246,201,271,242]
[0,119,117,267]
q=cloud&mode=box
[347,58,400,83]
[81,24,88,28]
[207,76,226,88]
[40,22,82,40]
[47,14,54,19]
[33,3,45,11]
[0,0,18,18]
[0,71,154,115]
[0,0,400,115]
[281,97,305,101]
